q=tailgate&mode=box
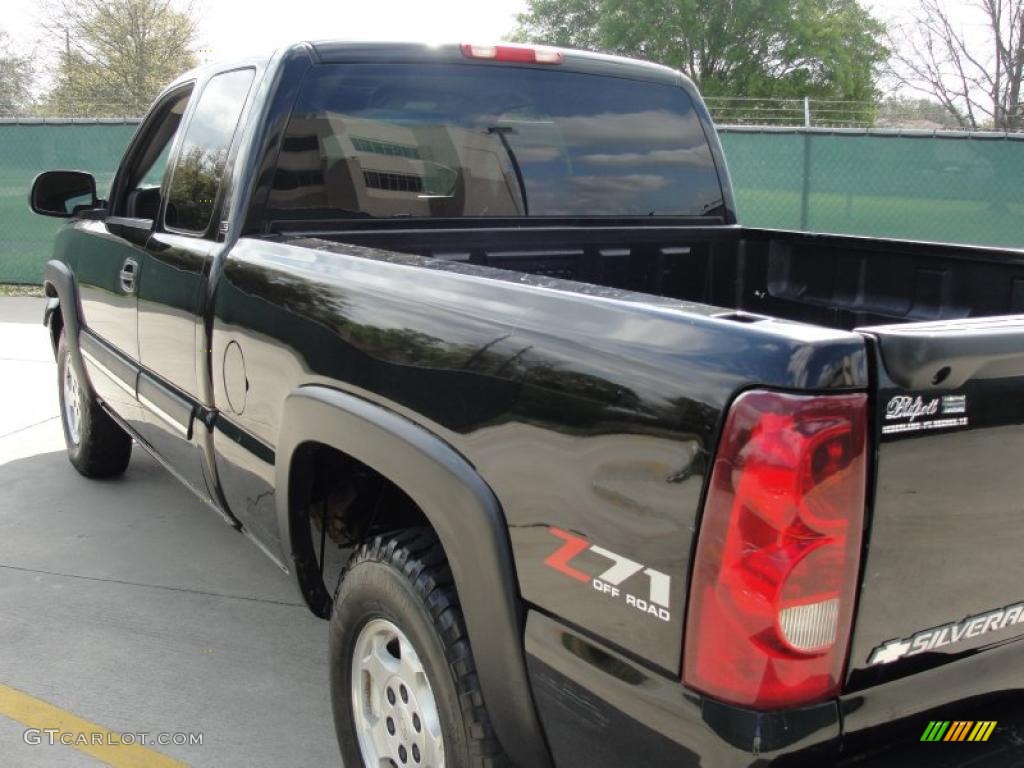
[849,316,1024,690]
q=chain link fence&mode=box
[706,97,875,128]
[0,118,1022,284]
[704,97,992,130]
[0,119,140,283]
[719,126,1024,247]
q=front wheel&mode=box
[329,528,507,768]
[57,332,132,477]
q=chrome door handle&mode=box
[119,258,138,293]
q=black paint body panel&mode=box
[211,234,866,672]
[843,344,1024,692]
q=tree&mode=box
[41,0,197,117]
[513,0,889,102]
[874,95,963,128]
[888,0,1024,131]
[0,31,35,116]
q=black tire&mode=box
[57,331,132,478]
[330,528,507,768]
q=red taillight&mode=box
[460,43,564,64]
[683,390,867,710]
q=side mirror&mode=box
[30,171,98,218]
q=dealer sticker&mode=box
[881,393,968,435]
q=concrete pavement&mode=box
[0,297,339,767]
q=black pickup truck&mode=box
[30,41,1024,767]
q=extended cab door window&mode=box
[111,87,193,225]
[164,68,255,235]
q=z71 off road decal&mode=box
[544,527,672,622]
[868,601,1024,665]
[882,394,968,435]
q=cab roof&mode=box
[306,40,688,88]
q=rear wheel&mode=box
[329,528,507,767]
[57,332,132,478]
[350,617,445,766]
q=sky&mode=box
[196,0,529,61]
[4,0,528,65]
[1,0,990,88]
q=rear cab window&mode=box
[267,63,724,222]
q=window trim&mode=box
[161,66,257,239]
[108,82,195,224]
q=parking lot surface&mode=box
[0,297,338,766]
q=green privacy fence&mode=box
[718,127,1024,247]
[0,120,140,284]
[1,122,1022,283]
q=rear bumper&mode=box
[525,610,840,768]
[524,610,1024,768]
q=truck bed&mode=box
[277,221,1024,330]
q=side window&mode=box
[113,87,192,220]
[165,69,255,234]
[140,141,174,188]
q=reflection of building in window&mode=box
[351,136,420,159]
[363,171,424,193]
[273,168,325,191]
[269,114,525,218]
[273,135,323,192]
